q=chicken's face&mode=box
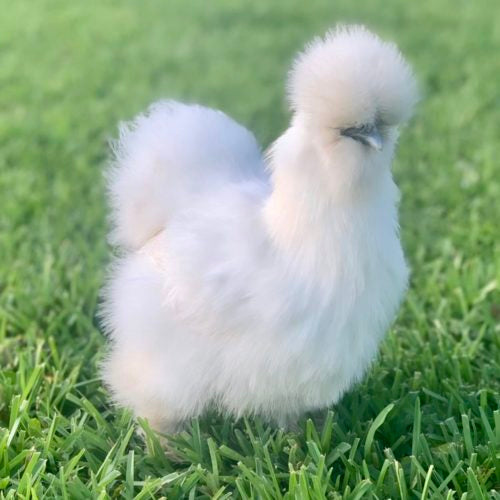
[287,25,417,197]
[306,112,399,198]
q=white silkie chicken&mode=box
[101,25,417,434]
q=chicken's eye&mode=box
[340,123,383,151]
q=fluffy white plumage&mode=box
[101,25,417,433]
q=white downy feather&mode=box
[101,25,417,432]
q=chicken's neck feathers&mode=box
[262,126,400,279]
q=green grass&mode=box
[1,0,499,497]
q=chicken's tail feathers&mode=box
[106,100,263,250]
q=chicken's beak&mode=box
[341,125,383,151]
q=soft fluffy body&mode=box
[101,25,417,433]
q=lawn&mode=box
[1,0,499,497]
